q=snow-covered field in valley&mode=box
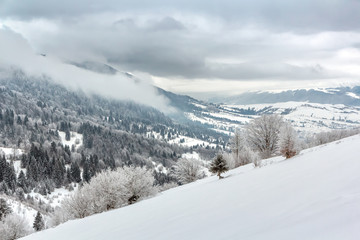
[21,135,360,240]
[185,102,360,135]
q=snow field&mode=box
[58,131,83,150]
[22,134,360,240]
[186,101,360,135]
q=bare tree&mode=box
[240,146,261,167]
[246,114,283,159]
[278,122,299,159]
[0,214,31,240]
[62,183,93,219]
[121,166,158,205]
[229,128,245,166]
[171,158,204,184]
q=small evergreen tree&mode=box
[17,170,27,192]
[82,163,91,183]
[65,130,71,141]
[209,154,229,179]
[33,211,45,231]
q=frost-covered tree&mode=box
[210,154,229,179]
[0,214,31,240]
[0,198,12,221]
[62,183,93,219]
[85,169,126,212]
[229,128,245,166]
[240,146,261,167]
[171,158,203,184]
[278,123,299,159]
[246,114,283,159]
[121,166,158,205]
[222,152,236,170]
[33,211,45,231]
[62,166,158,219]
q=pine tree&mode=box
[0,155,6,182]
[53,158,65,188]
[4,162,17,192]
[82,162,91,183]
[0,198,12,221]
[209,154,229,179]
[65,130,71,141]
[33,211,45,231]
[17,170,27,192]
[70,162,82,183]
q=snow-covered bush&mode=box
[223,152,236,170]
[311,128,360,147]
[278,123,299,159]
[86,169,125,213]
[50,207,71,227]
[62,183,93,219]
[62,166,157,220]
[240,146,261,167]
[171,158,204,184]
[0,214,31,240]
[121,166,158,204]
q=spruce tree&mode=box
[17,170,27,192]
[209,154,229,179]
[70,162,82,183]
[82,162,91,183]
[33,211,45,231]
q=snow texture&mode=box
[22,135,360,240]
[58,131,83,150]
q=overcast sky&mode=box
[1,0,360,100]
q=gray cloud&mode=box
[1,0,360,32]
[0,28,173,112]
[1,0,360,97]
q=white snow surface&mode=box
[58,131,83,150]
[22,135,360,240]
[0,147,23,158]
[346,92,360,99]
[169,135,217,148]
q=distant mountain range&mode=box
[209,87,360,106]
[156,85,360,135]
[5,60,360,139]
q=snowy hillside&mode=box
[22,135,360,240]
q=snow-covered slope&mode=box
[22,135,360,240]
[184,101,360,135]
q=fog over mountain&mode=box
[1,0,360,98]
[0,28,172,113]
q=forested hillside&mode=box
[0,69,227,198]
